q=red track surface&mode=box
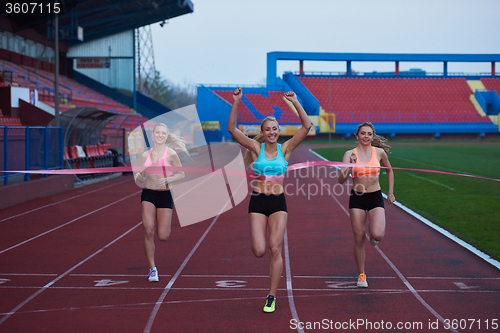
[1,146,499,332]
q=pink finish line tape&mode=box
[2,161,499,182]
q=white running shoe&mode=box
[148,267,159,282]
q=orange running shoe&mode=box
[357,273,368,287]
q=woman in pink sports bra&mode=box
[134,123,187,282]
[339,122,395,288]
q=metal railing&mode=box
[1,126,64,185]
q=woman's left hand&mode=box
[157,177,169,188]
[284,91,298,103]
[387,193,395,206]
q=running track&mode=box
[0,144,499,332]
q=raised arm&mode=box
[339,150,356,184]
[380,149,395,205]
[282,92,312,159]
[227,87,260,154]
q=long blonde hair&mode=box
[243,117,280,168]
[356,122,390,154]
[153,123,188,154]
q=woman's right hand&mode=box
[232,87,242,103]
[134,172,145,183]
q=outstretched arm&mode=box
[282,92,312,159]
[227,87,260,154]
[380,150,395,205]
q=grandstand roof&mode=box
[267,52,500,85]
[4,0,193,45]
[49,107,123,147]
[72,0,193,43]
[268,52,500,63]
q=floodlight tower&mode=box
[136,25,156,96]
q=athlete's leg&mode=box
[156,208,173,242]
[350,208,367,274]
[368,207,386,242]
[267,211,287,297]
[249,213,268,258]
[142,201,157,268]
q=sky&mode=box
[151,0,500,88]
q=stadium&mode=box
[0,1,499,332]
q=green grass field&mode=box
[312,144,500,261]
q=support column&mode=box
[347,61,352,78]
[443,61,448,77]
[492,62,496,76]
[299,60,304,75]
[395,61,400,75]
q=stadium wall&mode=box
[197,85,232,140]
[475,90,500,116]
[67,30,134,92]
[282,72,319,115]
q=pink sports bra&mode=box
[144,146,173,176]
[351,147,380,178]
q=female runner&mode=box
[228,87,311,312]
[339,122,395,287]
[134,123,187,282]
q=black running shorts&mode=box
[348,189,384,211]
[141,188,174,209]
[248,191,287,217]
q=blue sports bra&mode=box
[253,143,288,176]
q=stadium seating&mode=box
[0,59,132,114]
[480,77,500,93]
[0,116,22,126]
[213,89,301,124]
[299,76,492,124]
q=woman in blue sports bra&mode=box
[228,87,312,313]
[134,123,188,283]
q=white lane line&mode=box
[385,192,500,270]
[0,178,131,223]
[181,275,273,278]
[1,286,498,294]
[392,156,469,175]
[309,148,500,271]
[408,173,454,191]
[284,229,304,333]
[69,274,172,277]
[0,222,142,325]
[295,275,396,279]
[407,277,500,280]
[143,206,229,333]
[4,287,498,318]
[143,176,247,333]
[0,191,140,255]
[0,273,58,276]
[375,247,458,333]
[309,149,459,333]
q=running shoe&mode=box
[368,223,379,246]
[263,295,276,313]
[357,273,368,287]
[148,267,159,282]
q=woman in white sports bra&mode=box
[134,123,187,282]
[228,87,312,313]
